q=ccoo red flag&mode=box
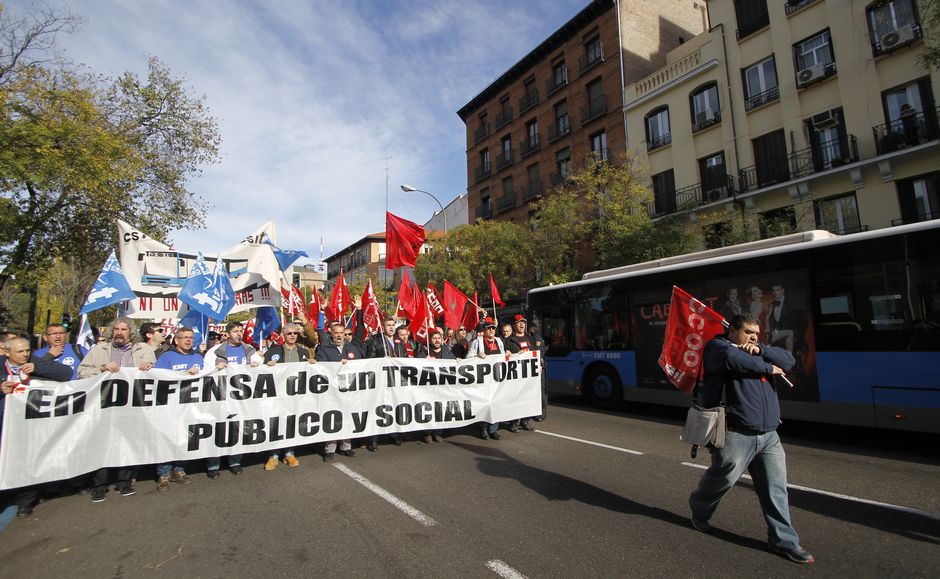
[409,289,437,346]
[657,286,726,394]
[280,283,306,318]
[489,273,506,307]
[307,288,323,330]
[462,291,480,330]
[386,212,426,270]
[327,269,352,322]
[425,281,445,321]
[361,278,384,335]
[442,280,469,330]
[396,269,416,319]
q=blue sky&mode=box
[11,0,591,261]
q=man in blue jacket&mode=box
[689,313,814,565]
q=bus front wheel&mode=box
[585,366,622,410]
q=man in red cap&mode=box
[504,313,539,432]
[467,317,505,440]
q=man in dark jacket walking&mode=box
[688,314,813,564]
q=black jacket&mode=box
[315,341,365,362]
[1,354,72,433]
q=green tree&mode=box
[0,4,221,302]
[919,0,940,71]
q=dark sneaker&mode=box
[490,432,501,440]
[393,437,403,446]
[508,423,520,433]
[522,422,536,431]
[769,544,814,564]
[229,465,243,476]
[322,452,335,462]
[480,430,490,440]
[16,505,33,518]
[119,485,136,497]
[691,517,713,534]
[91,488,107,503]
[339,449,355,457]
[367,441,378,452]
[207,469,220,480]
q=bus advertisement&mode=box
[527,221,940,433]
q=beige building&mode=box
[324,233,394,292]
[624,0,939,247]
[458,0,708,223]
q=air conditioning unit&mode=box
[880,24,915,50]
[812,111,838,129]
[797,63,827,87]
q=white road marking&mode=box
[536,430,645,455]
[681,462,940,521]
[333,463,437,527]
[487,559,528,579]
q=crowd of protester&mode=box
[0,307,546,525]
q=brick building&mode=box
[457,0,708,224]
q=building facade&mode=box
[624,0,939,247]
[324,233,394,292]
[458,0,708,224]
[424,193,469,233]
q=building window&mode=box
[497,135,513,170]
[521,119,540,157]
[699,151,729,202]
[690,83,720,132]
[803,108,857,173]
[745,129,790,191]
[495,95,513,128]
[794,30,836,87]
[759,206,797,239]
[645,107,671,151]
[815,193,862,234]
[867,0,923,56]
[548,60,568,95]
[896,171,940,225]
[520,76,539,112]
[734,0,769,40]
[556,149,571,177]
[590,131,608,161]
[876,78,938,153]
[582,78,606,124]
[474,111,489,143]
[477,188,492,219]
[743,56,779,110]
[579,35,603,73]
[551,100,570,141]
[475,149,491,182]
[524,163,542,201]
[651,170,676,215]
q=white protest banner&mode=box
[116,220,283,318]
[0,353,541,490]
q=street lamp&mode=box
[400,184,447,236]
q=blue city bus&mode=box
[526,220,940,433]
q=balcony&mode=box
[788,134,859,178]
[578,44,604,74]
[647,133,672,152]
[548,117,571,142]
[738,157,791,193]
[494,107,514,129]
[692,109,721,133]
[546,68,568,96]
[521,179,543,201]
[520,133,540,158]
[871,22,923,57]
[475,203,492,220]
[474,161,491,182]
[646,190,678,217]
[580,94,607,125]
[495,149,514,171]
[736,12,770,40]
[872,107,939,154]
[496,191,516,213]
[473,122,490,144]
[645,176,736,217]
[744,86,779,111]
[892,211,940,226]
[518,90,539,113]
[549,172,570,188]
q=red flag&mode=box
[362,279,384,335]
[657,286,726,394]
[386,211,426,269]
[425,281,445,321]
[243,319,255,345]
[489,273,506,307]
[443,280,469,330]
[280,283,306,317]
[396,270,416,319]
[307,288,322,330]
[409,290,437,346]
[462,291,480,330]
[327,269,352,322]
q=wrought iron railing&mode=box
[474,162,491,182]
[548,117,571,142]
[692,110,721,133]
[891,211,939,226]
[496,192,516,213]
[495,149,514,171]
[495,107,514,129]
[578,43,604,73]
[521,179,543,201]
[520,133,540,158]
[581,94,607,125]
[475,204,492,219]
[518,90,539,113]
[873,107,940,154]
[744,85,779,111]
[473,123,489,144]
[788,134,859,178]
[546,67,568,96]
[647,133,672,152]
[871,22,923,57]
[785,0,819,16]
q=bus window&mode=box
[575,286,628,351]
[540,306,572,356]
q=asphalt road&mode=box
[1,401,938,578]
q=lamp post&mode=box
[400,184,447,236]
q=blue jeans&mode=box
[482,422,498,434]
[156,464,186,477]
[207,454,242,471]
[689,430,802,550]
[269,449,295,459]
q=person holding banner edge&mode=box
[262,322,316,469]
[688,313,814,565]
[210,321,262,477]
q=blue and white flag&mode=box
[80,251,137,315]
[254,306,281,341]
[76,314,97,351]
[178,254,235,321]
[264,240,309,272]
[179,308,210,349]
